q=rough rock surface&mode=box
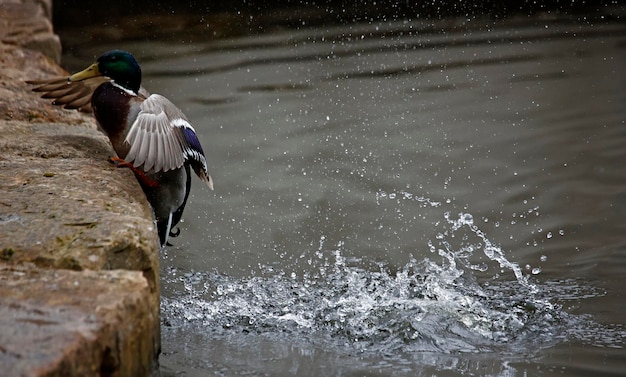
[0,1,161,376]
[0,266,159,377]
[0,0,60,63]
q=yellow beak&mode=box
[69,63,100,82]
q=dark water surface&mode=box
[69,11,626,376]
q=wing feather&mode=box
[121,94,212,188]
[153,130,162,172]
[28,76,110,113]
[124,94,185,172]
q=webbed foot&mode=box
[109,157,159,188]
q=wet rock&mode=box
[0,1,161,376]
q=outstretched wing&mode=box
[124,94,213,189]
[27,76,105,112]
[28,76,151,113]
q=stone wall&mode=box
[0,1,161,376]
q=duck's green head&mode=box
[70,50,141,93]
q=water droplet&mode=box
[540,255,547,262]
[460,213,473,225]
[546,232,553,239]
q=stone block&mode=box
[0,266,159,377]
[0,1,162,376]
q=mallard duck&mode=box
[29,50,213,246]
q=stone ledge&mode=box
[0,1,161,376]
[0,121,158,287]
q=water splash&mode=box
[375,189,442,207]
[438,210,536,293]
[162,191,624,358]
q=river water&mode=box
[65,10,626,376]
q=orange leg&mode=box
[109,157,159,188]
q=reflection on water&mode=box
[66,10,626,376]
